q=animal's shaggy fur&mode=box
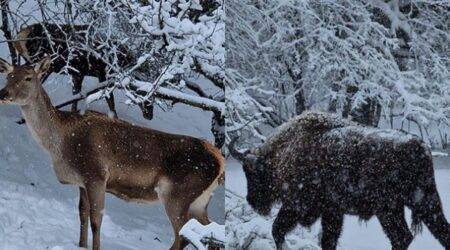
[239,112,450,250]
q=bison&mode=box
[230,112,450,250]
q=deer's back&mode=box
[59,111,220,191]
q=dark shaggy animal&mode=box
[230,112,450,250]
[13,23,134,115]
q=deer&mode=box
[230,112,450,250]
[0,56,225,250]
[12,23,138,118]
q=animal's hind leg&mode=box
[189,180,218,225]
[189,192,223,250]
[320,210,344,250]
[78,187,90,248]
[377,207,413,250]
[189,193,211,225]
[420,208,450,248]
[158,180,192,250]
[162,197,191,250]
[411,187,450,248]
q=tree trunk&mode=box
[343,85,382,127]
[350,97,382,127]
[139,99,154,120]
[295,88,306,115]
[0,0,17,65]
[212,111,225,149]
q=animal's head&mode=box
[0,57,51,105]
[14,24,57,63]
[13,25,33,62]
[14,23,90,64]
[229,138,276,216]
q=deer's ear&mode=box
[0,58,13,74]
[34,56,52,74]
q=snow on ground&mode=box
[226,159,450,250]
[0,179,169,250]
[0,74,224,249]
[180,219,225,250]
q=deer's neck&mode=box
[21,87,63,152]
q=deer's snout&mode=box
[0,88,9,101]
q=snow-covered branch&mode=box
[53,80,225,115]
[227,0,450,148]
[180,219,225,250]
[156,87,224,113]
[4,0,225,146]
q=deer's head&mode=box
[0,57,51,106]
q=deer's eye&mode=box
[25,77,32,81]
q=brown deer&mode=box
[0,57,225,250]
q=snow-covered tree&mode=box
[1,0,225,147]
[226,0,449,148]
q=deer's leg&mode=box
[188,189,213,225]
[189,205,210,226]
[320,209,344,250]
[159,184,191,250]
[71,74,83,111]
[377,207,413,250]
[86,182,106,250]
[78,187,90,248]
[165,200,190,250]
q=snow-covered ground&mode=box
[180,219,225,250]
[225,159,450,250]
[0,74,224,249]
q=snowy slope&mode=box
[0,73,224,249]
[0,179,170,250]
[225,159,450,250]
